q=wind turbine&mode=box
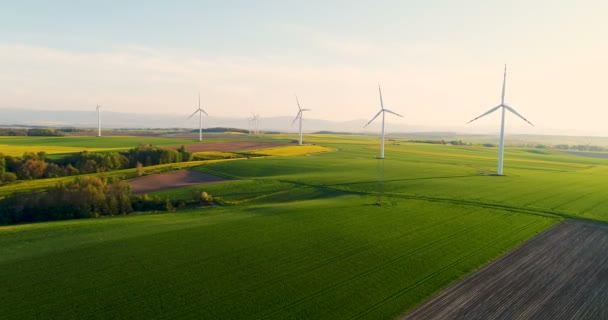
[364,85,403,159]
[247,113,260,134]
[188,93,208,142]
[96,105,101,137]
[253,113,260,134]
[292,95,311,145]
[467,65,534,175]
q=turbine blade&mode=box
[198,92,201,108]
[295,95,302,110]
[301,108,312,111]
[504,105,534,126]
[187,109,199,119]
[467,105,502,124]
[364,110,383,128]
[384,109,403,117]
[501,65,507,105]
[292,111,302,126]
[201,108,208,116]
[378,84,384,110]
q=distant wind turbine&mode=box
[292,95,311,145]
[467,65,534,175]
[253,113,260,134]
[247,113,260,134]
[188,93,208,142]
[364,85,403,159]
[96,105,101,137]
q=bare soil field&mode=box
[184,141,290,152]
[128,169,227,194]
[402,220,608,320]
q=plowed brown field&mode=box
[128,169,227,194]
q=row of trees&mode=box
[0,176,216,225]
[0,176,132,224]
[0,145,193,183]
[0,128,64,136]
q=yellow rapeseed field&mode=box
[251,145,334,157]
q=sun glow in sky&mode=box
[1,1,607,135]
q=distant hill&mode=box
[0,107,419,134]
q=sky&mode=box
[1,0,607,135]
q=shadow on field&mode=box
[327,174,476,188]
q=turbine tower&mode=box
[248,113,260,134]
[467,65,534,175]
[188,93,208,142]
[364,85,403,159]
[96,105,101,137]
[292,95,311,145]
[255,114,261,134]
[253,113,260,134]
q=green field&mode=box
[2,134,607,319]
[0,134,293,156]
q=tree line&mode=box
[0,128,64,136]
[0,144,192,184]
[0,175,215,225]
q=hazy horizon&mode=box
[3,107,607,139]
[1,1,607,135]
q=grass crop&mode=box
[0,196,556,320]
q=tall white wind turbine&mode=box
[292,95,311,145]
[96,105,101,137]
[364,85,403,159]
[467,65,534,175]
[188,93,208,142]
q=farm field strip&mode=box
[192,150,608,221]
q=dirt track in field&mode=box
[128,170,227,194]
[183,141,290,152]
[401,220,608,320]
